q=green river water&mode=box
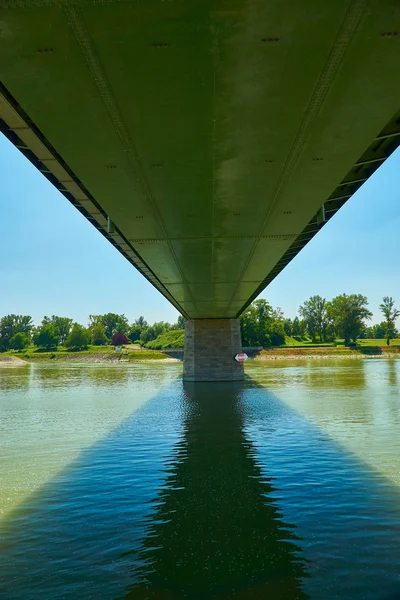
[0,359,400,599]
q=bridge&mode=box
[1,0,400,380]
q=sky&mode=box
[1,132,400,326]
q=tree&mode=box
[283,318,293,337]
[253,300,274,346]
[239,300,285,347]
[140,326,156,346]
[358,326,374,339]
[272,307,284,322]
[379,296,400,345]
[139,322,170,346]
[65,324,90,350]
[373,322,387,339]
[89,313,129,339]
[8,332,30,350]
[34,323,60,349]
[299,296,329,342]
[291,317,302,338]
[112,332,130,346]
[42,316,72,344]
[171,315,185,330]
[0,314,33,351]
[134,316,148,328]
[240,304,258,346]
[270,321,286,346]
[128,325,142,342]
[327,294,372,346]
[91,323,108,346]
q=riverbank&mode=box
[2,347,179,364]
[0,356,28,366]
[253,346,400,359]
[3,345,400,365]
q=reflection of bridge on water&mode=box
[122,382,310,600]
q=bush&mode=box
[91,323,108,346]
[112,332,130,346]
[9,332,30,350]
[269,321,286,346]
[292,335,304,342]
[34,323,59,349]
[145,329,184,350]
[65,324,90,350]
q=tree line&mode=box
[240,295,399,347]
[0,313,185,352]
[0,294,399,352]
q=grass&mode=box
[354,338,400,346]
[284,336,335,347]
[260,345,400,357]
[3,345,169,361]
[284,336,400,348]
[4,338,400,362]
[146,329,184,350]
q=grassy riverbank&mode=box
[2,345,172,363]
[3,340,400,364]
[255,345,400,359]
[284,337,400,347]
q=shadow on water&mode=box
[2,370,400,599]
[0,378,310,600]
[122,381,310,600]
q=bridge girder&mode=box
[1,0,400,318]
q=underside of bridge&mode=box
[1,0,400,379]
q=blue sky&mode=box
[1,133,400,326]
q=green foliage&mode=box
[139,327,153,346]
[128,325,142,342]
[0,314,33,351]
[2,300,399,356]
[8,332,30,350]
[379,296,400,345]
[240,300,285,347]
[134,316,148,328]
[89,313,129,339]
[292,316,306,338]
[170,315,185,330]
[146,329,184,350]
[358,322,397,339]
[269,321,286,346]
[139,321,171,346]
[42,316,72,344]
[91,323,108,346]
[283,318,293,337]
[327,294,372,346]
[299,295,330,342]
[65,323,90,350]
[34,323,60,349]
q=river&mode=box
[1,359,400,599]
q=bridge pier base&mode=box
[183,319,244,382]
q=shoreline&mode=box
[2,354,400,366]
[0,356,28,366]
[2,346,400,366]
[253,353,400,360]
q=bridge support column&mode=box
[183,319,244,382]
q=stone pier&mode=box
[183,319,244,382]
